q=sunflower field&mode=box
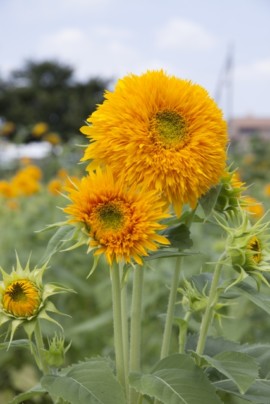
[1,64,270,404]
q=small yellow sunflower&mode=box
[0,254,69,343]
[63,168,170,265]
[81,70,228,215]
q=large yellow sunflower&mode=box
[63,168,170,265]
[81,70,228,215]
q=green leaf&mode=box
[201,351,258,394]
[38,225,75,265]
[186,335,241,357]
[9,384,46,404]
[199,185,222,218]
[129,354,222,404]
[238,344,270,379]
[214,379,270,403]
[41,359,126,404]
[161,224,193,250]
[0,339,33,351]
[233,281,270,315]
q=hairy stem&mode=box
[129,266,144,404]
[196,254,226,355]
[34,320,49,375]
[160,256,182,359]
[111,264,127,395]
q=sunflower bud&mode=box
[44,334,70,368]
[215,168,246,214]
[216,210,270,288]
[0,254,71,344]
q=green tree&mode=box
[0,60,110,141]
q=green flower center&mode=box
[97,202,124,231]
[150,110,186,148]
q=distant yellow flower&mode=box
[242,196,265,219]
[11,173,40,196]
[20,157,32,166]
[48,179,62,195]
[32,122,49,137]
[57,169,69,179]
[264,184,270,197]
[22,165,43,181]
[44,132,61,145]
[64,168,170,265]
[81,70,228,215]
[0,180,14,198]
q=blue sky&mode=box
[1,0,269,119]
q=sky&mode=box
[1,0,270,119]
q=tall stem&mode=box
[160,256,182,359]
[196,254,225,355]
[34,320,49,375]
[120,265,130,395]
[129,266,144,404]
[111,264,126,394]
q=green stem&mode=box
[129,266,144,404]
[34,320,49,375]
[120,265,130,396]
[196,254,226,355]
[178,311,191,354]
[111,264,126,395]
[160,256,182,359]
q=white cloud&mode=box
[157,18,217,51]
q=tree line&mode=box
[0,60,111,142]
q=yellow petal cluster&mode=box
[81,70,228,215]
[64,168,170,265]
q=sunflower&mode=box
[0,254,69,343]
[63,168,170,266]
[81,70,228,215]
[216,211,270,287]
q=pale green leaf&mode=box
[41,359,126,404]
[130,354,222,404]
[214,379,270,403]
[8,384,46,404]
[0,339,32,351]
[233,281,270,315]
[202,351,258,394]
[38,225,75,265]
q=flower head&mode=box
[0,254,69,343]
[81,70,228,215]
[216,211,270,288]
[63,167,170,266]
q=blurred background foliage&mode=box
[1,60,270,403]
[0,60,110,142]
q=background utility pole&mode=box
[214,44,234,136]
